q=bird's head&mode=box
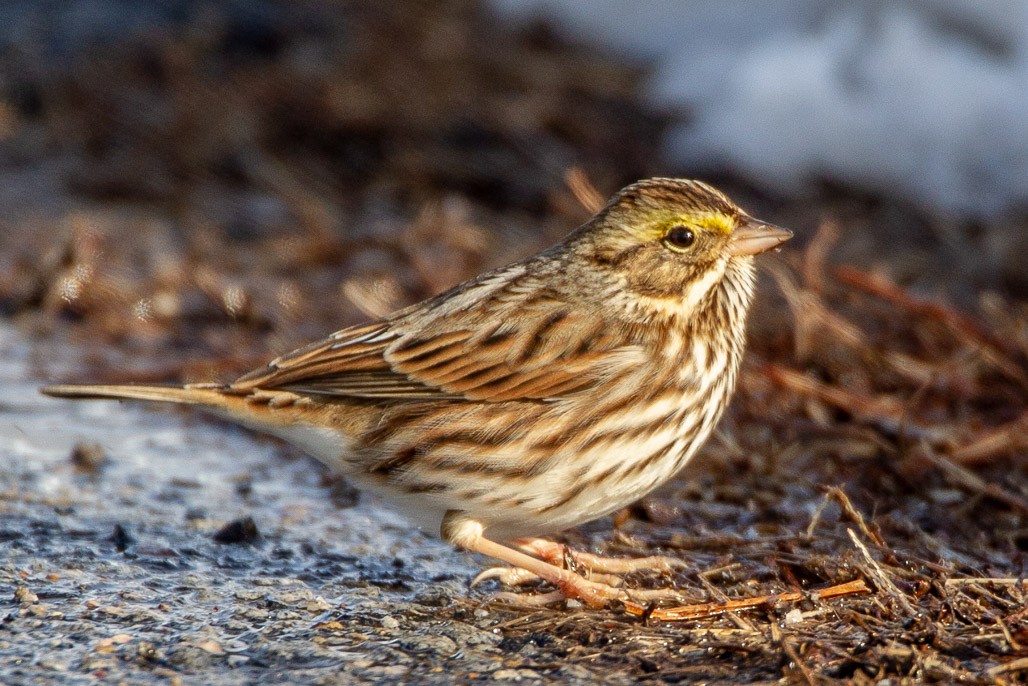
[573,178,791,309]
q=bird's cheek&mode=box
[626,260,688,299]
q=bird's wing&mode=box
[232,272,641,402]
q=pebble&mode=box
[137,641,160,660]
[364,664,410,678]
[95,634,132,653]
[558,664,597,680]
[401,634,458,655]
[785,608,804,624]
[13,587,38,604]
[70,441,108,472]
[493,668,543,681]
[212,517,260,544]
[276,589,315,605]
[196,639,225,655]
[413,587,451,607]
[275,589,332,612]
[223,639,249,653]
[36,659,70,672]
[80,656,117,672]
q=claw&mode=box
[471,566,540,587]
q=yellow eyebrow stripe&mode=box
[625,210,736,243]
[691,212,734,234]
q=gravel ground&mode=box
[2,323,553,685]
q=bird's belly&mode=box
[479,383,733,540]
[254,420,455,534]
[247,394,725,543]
[555,447,686,529]
[478,424,710,541]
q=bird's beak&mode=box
[729,217,793,256]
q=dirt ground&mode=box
[1,2,1026,684]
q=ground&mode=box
[0,2,1026,684]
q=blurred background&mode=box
[499,0,1028,220]
[1,0,1026,372]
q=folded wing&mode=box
[232,271,640,403]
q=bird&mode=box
[42,178,791,608]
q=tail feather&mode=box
[41,382,350,465]
[40,383,232,407]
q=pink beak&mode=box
[729,218,793,256]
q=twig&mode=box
[764,364,903,417]
[780,635,819,686]
[698,562,744,581]
[564,167,605,214]
[621,579,870,622]
[833,265,1028,388]
[995,615,1023,652]
[762,364,952,443]
[802,219,840,293]
[696,572,759,633]
[948,411,1028,466]
[918,447,1028,513]
[804,492,833,539]
[828,487,885,546]
[987,656,1028,678]
[943,578,1028,588]
[846,528,918,616]
[768,263,867,363]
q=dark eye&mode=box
[663,226,696,251]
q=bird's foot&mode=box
[443,514,685,611]
[467,536,684,609]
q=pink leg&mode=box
[444,514,685,609]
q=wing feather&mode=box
[231,268,641,402]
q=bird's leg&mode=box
[444,514,626,608]
[444,513,685,609]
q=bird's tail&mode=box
[40,383,235,407]
[41,382,349,466]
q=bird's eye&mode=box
[663,226,696,252]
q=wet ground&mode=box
[4,322,525,684]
